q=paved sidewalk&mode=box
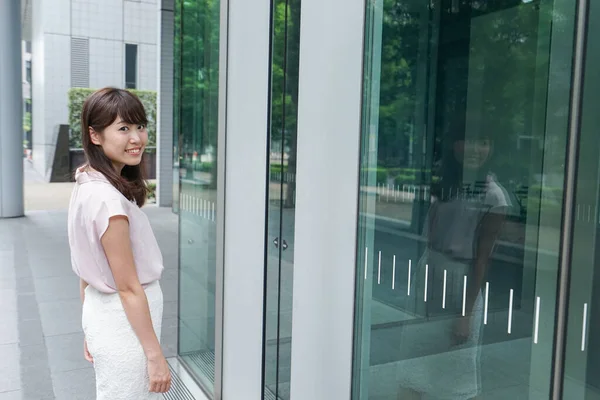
[0,206,178,400]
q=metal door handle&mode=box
[273,237,288,250]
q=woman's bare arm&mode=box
[101,215,170,393]
[465,210,505,315]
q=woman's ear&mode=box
[89,127,101,146]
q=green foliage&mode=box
[67,88,157,148]
[270,164,288,174]
[147,182,157,200]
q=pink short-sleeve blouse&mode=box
[67,168,164,293]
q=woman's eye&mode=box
[137,124,145,130]
[119,126,128,131]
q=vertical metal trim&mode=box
[214,0,229,398]
[552,0,590,398]
[260,0,276,398]
[175,0,182,360]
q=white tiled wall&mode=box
[139,44,158,90]
[31,0,47,177]
[124,1,158,44]
[89,38,124,88]
[42,34,71,178]
[43,0,71,35]
[72,0,124,40]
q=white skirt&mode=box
[392,249,484,399]
[82,281,164,400]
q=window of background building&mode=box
[25,60,31,83]
[125,43,138,89]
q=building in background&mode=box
[29,0,159,181]
[22,40,32,159]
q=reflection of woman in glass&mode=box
[396,132,510,400]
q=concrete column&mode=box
[0,0,25,218]
[156,0,175,207]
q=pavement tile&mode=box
[38,299,82,337]
[51,368,95,400]
[45,333,90,373]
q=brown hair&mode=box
[81,87,149,206]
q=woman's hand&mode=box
[84,338,93,363]
[147,353,172,393]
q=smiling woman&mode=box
[67,87,170,399]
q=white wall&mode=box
[72,0,124,40]
[89,38,124,88]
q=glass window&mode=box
[352,1,577,398]
[25,60,31,83]
[562,1,600,398]
[175,0,222,394]
[125,43,137,89]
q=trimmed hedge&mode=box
[68,88,157,148]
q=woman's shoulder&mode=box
[484,174,512,208]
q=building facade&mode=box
[3,0,600,398]
[29,0,159,181]
[171,0,600,399]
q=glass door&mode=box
[352,0,578,398]
[263,0,301,398]
[175,0,223,395]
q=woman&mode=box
[396,133,510,399]
[67,87,171,399]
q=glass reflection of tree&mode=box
[374,1,554,210]
[271,0,301,208]
[180,0,220,188]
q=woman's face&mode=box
[453,138,491,169]
[90,116,148,172]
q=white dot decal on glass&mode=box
[508,289,514,334]
[392,255,396,290]
[407,259,412,296]
[534,296,540,344]
[378,251,381,285]
[582,303,588,352]
[484,282,489,325]
[364,247,368,280]
[588,205,592,223]
[212,203,215,221]
[424,264,429,303]
[462,275,467,317]
[442,269,447,309]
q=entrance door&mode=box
[352,0,578,398]
[263,0,302,398]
